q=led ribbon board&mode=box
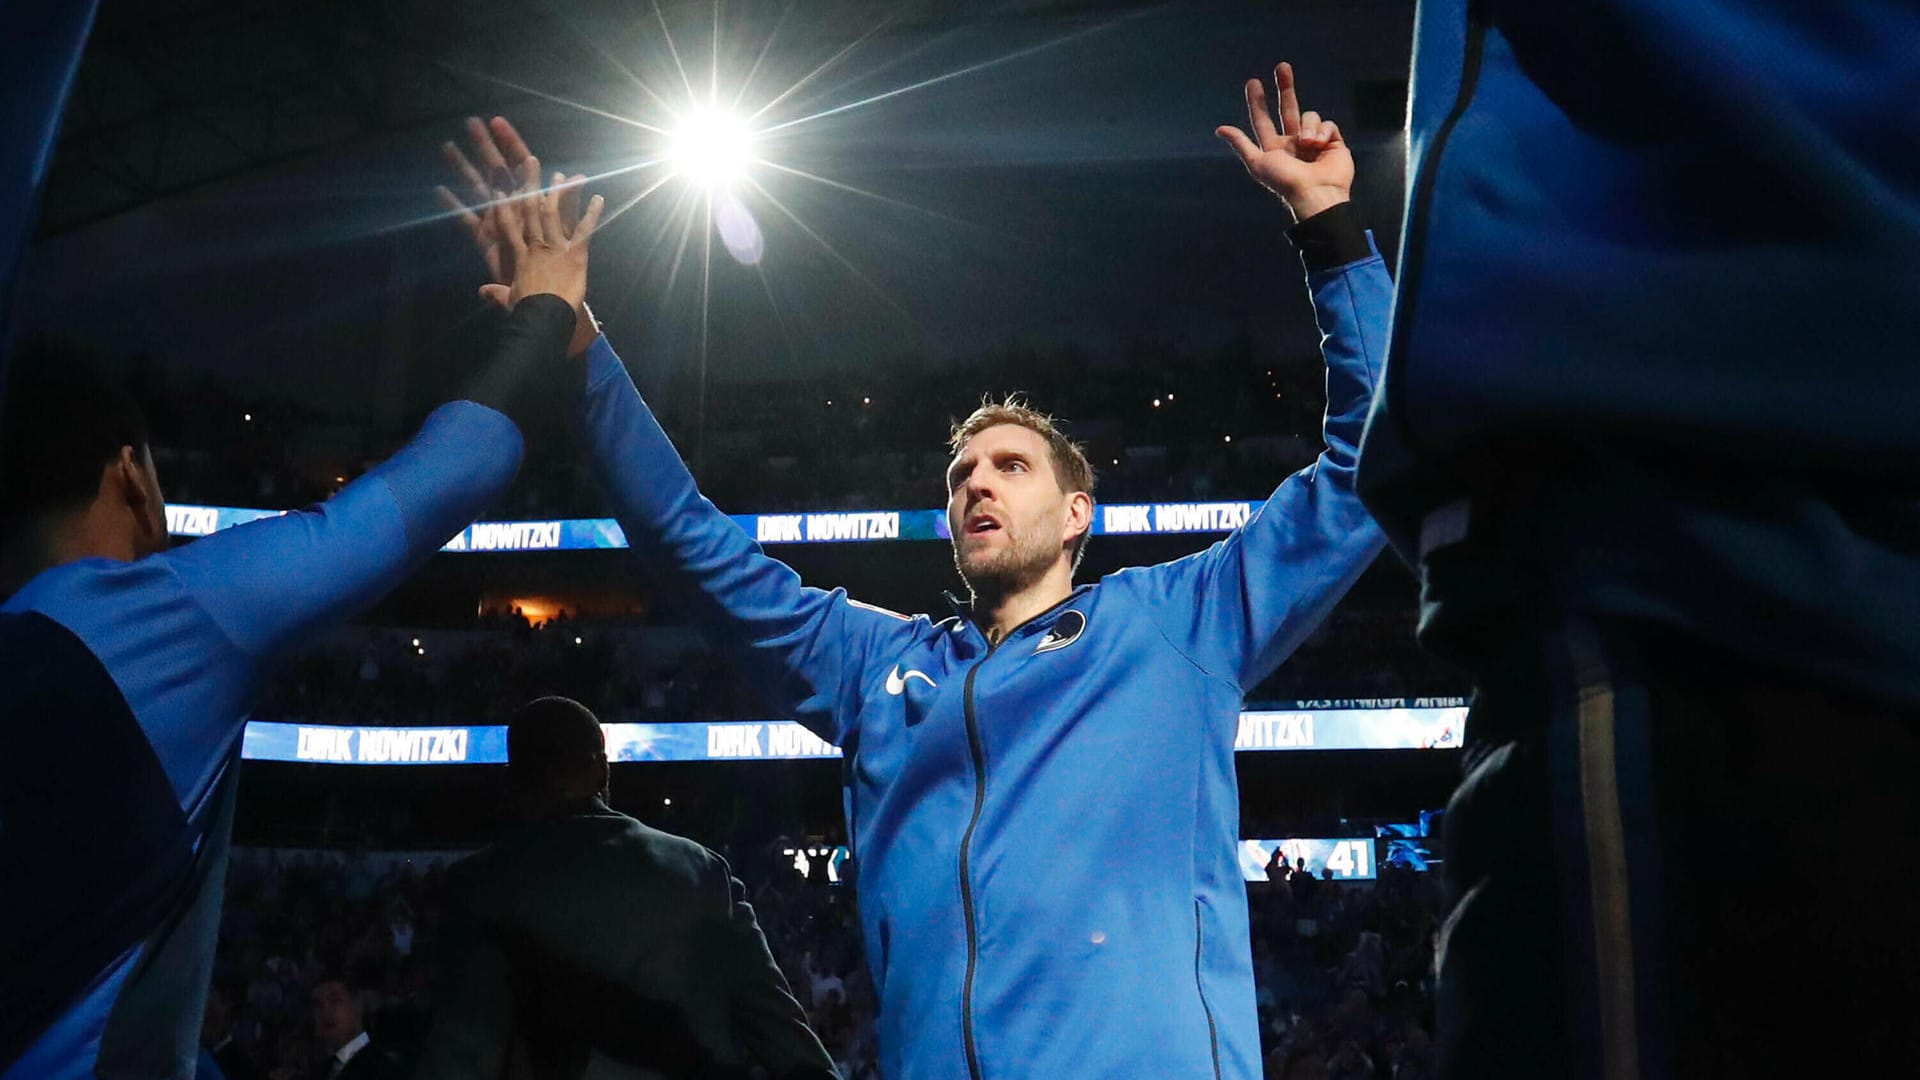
[1240,838,1378,882]
[241,703,1466,765]
[166,501,1272,549]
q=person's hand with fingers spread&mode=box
[482,158,606,324]
[1216,61,1354,222]
[437,117,599,354]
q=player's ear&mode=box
[1062,490,1093,544]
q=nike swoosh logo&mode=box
[885,665,937,695]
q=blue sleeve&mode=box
[579,338,916,745]
[1113,234,1390,690]
[161,399,524,662]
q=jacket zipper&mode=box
[955,594,1079,1080]
[1195,900,1222,1080]
[1381,0,1489,456]
[960,595,1082,1076]
[958,658,989,1080]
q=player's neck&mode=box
[1,511,124,589]
[975,565,1075,647]
[51,504,143,566]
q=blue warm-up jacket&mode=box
[1362,1,1920,702]
[0,296,577,1078]
[578,210,1390,1080]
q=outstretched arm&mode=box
[165,173,602,664]
[1119,62,1388,693]
[577,340,915,745]
[436,117,916,745]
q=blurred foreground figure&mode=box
[417,696,837,1080]
[1362,3,1920,1076]
[0,174,601,1077]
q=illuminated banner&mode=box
[242,723,504,765]
[1240,838,1377,882]
[242,706,1466,766]
[166,500,1273,549]
[1235,704,1465,751]
[605,721,842,761]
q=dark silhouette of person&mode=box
[416,696,836,1079]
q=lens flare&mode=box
[666,107,755,188]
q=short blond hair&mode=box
[948,396,1096,569]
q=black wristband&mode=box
[1286,201,1371,274]
[459,294,583,430]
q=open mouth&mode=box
[965,513,1002,536]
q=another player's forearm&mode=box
[167,298,573,660]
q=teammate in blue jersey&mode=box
[0,171,606,1077]
[443,62,1388,1080]
[1365,3,1920,1077]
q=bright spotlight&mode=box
[667,108,756,188]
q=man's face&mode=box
[309,980,362,1052]
[946,424,1077,597]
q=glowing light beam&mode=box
[427,59,671,137]
[756,14,1141,138]
[745,13,902,125]
[651,0,701,107]
[756,159,1010,236]
[745,175,916,327]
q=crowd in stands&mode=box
[257,613,750,726]
[255,605,1466,727]
[113,335,1335,520]
[201,844,1440,1079]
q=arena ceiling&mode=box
[40,0,1407,236]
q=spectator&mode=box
[202,982,267,1080]
[308,975,402,1080]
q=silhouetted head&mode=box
[507,695,610,812]
[1,354,167,587]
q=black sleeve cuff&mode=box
[459,293,583,430]
[1286,201,1371,274]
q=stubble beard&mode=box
[954,526,1054,605]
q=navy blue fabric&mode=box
[2,394,535,1074]
[0,612,196,1063]
[1437,614,1920,1078]
[0,0,99,367]
[1366,0,1920,705]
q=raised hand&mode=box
[435,117,587,289]
[1215,62,1355,222]
[480,158,605,320]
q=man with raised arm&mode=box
[0,172,604,1078]
[443,63,1386,1080]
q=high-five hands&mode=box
[1216,62,1354,222]
[485,161,605,317]
[437,117,602,355]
